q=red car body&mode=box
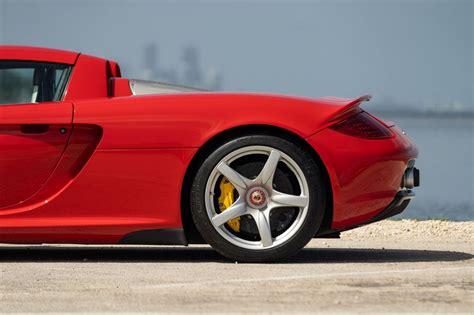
[0,46,418,245]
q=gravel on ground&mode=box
[0,219,473,313]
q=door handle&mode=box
[20,124,50,134]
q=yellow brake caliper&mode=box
[218,177,240,232]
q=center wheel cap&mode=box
[246,187,269,209]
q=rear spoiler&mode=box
[324,95,372,123]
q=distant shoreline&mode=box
[389,218,474,222]
[369,110,474,119]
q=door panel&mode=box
[0,102,72,207]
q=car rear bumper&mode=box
[307,123,419,230]
[316,189,416,237]
[369,189,415,222]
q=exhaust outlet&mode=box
[402,167,420,189]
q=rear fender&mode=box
[71,93,373,149]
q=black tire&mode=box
[190,135,326,262]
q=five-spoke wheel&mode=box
[191,135,325,262]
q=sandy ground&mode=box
[0,219,473,313]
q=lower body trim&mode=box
[120,228,188,245]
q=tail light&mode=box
[330,112,393,139]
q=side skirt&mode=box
[120,228,188,246]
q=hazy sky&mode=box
[0,0,472,111]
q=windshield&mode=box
[0,61,72,105]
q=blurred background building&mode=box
[140,43,222,90]
[0,0,472,220]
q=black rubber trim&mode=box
[316,190,414,237]
[368,195,412,223]
[318,232,341,239]
[120,228,188,245]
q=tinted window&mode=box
[0,61,72,105]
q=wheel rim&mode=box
[204,145,310,250]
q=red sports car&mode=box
[0,46,419,262]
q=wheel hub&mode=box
[246,187,269,209]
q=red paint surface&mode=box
[0,46,418,244]
[0,46,78,64]
[109,78,132,97]
[0,103,73,208]
[308,126,418,228]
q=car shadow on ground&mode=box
[0,246,471,263]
